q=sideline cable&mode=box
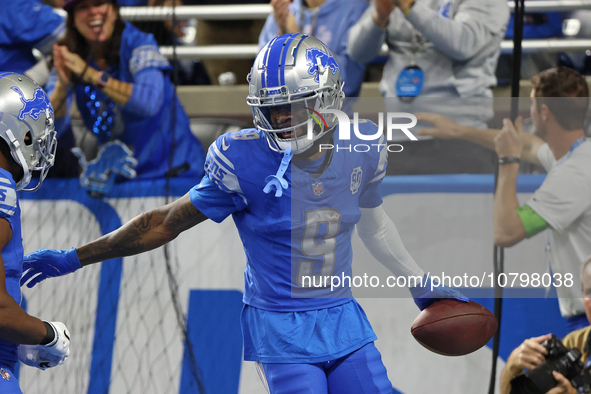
[162,2,206,392]
[488,0,525,392]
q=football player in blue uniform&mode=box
[0,73,71,394]
[21,35,467,393]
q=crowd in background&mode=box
[2,0,590,181]
[3,1,591,393]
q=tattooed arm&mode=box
[77,193,208,267]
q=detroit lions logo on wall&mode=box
[72,140,137,198]
[306,48,339,83]
[10,86,53,121]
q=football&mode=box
[410,300,498,356]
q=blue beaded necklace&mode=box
[83,83,116,144]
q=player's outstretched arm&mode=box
[356,206,468,310]
[415,113,544,166]
[22,193,208,287]
[77,193,208,267]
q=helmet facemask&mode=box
[250,86,342,155]
[4,108,57,191]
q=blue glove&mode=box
[20,248,82,288]
[409,274,469,311]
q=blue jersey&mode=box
[0,0,65,74]
[190,123,387,362]
[190,122,387,311]
[0,170,23,367]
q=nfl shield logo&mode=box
[312,181,324,196]
[0,368,10,381]
[351,167,363,194]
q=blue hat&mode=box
[64,0,116,13]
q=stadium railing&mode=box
[119,1,591,59]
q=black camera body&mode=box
[510,334,584,394]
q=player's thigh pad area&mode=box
[262,362,328,394]
[0,366,22,394]
[326,342,392,394]
[261,343,392,394]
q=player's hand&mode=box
[506,334,551,375]
[19,345,64,370]
[18,322,71,370]
[415,113,467,140]
[547,371,577,394]
[409,274,469,311]
[494,116,524,158]
[20,248,82,288]
[373,0,395,29]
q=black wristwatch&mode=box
[96,71,111,90]
[498,156,521,165]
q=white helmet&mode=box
[0,73,57,191]
[247,33,344,155]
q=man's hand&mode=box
[20,248,82,288]
[409,274,469,311]
[18,322,71,370]
[494,117,524,159]
[271,0,296,35]
[547,371,577,394]
[415,113,468,140]
[373,0,395,29]
[506,334,551,375]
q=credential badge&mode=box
[351,167,363,194]
[312,181,324,196]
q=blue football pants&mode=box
[0,365,22,394]
[258,342,392,394]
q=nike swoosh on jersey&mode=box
[222,137,230,151]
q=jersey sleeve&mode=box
[0,174,18,227]
[127,29,171,76]
[526,165,591,233]
[189,134,249,223]
[9,1,65,53]
[359,132,387,208]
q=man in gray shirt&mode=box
[348,0,510,174]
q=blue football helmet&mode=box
[0,73,57,191]
[247,34,344,154]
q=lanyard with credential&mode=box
[558,136,587,165]
[396,0,447,102]
[298,4,320,37]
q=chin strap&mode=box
[263,148,293,198]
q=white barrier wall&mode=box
[17,175,565,394]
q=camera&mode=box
[510,334,583,394]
